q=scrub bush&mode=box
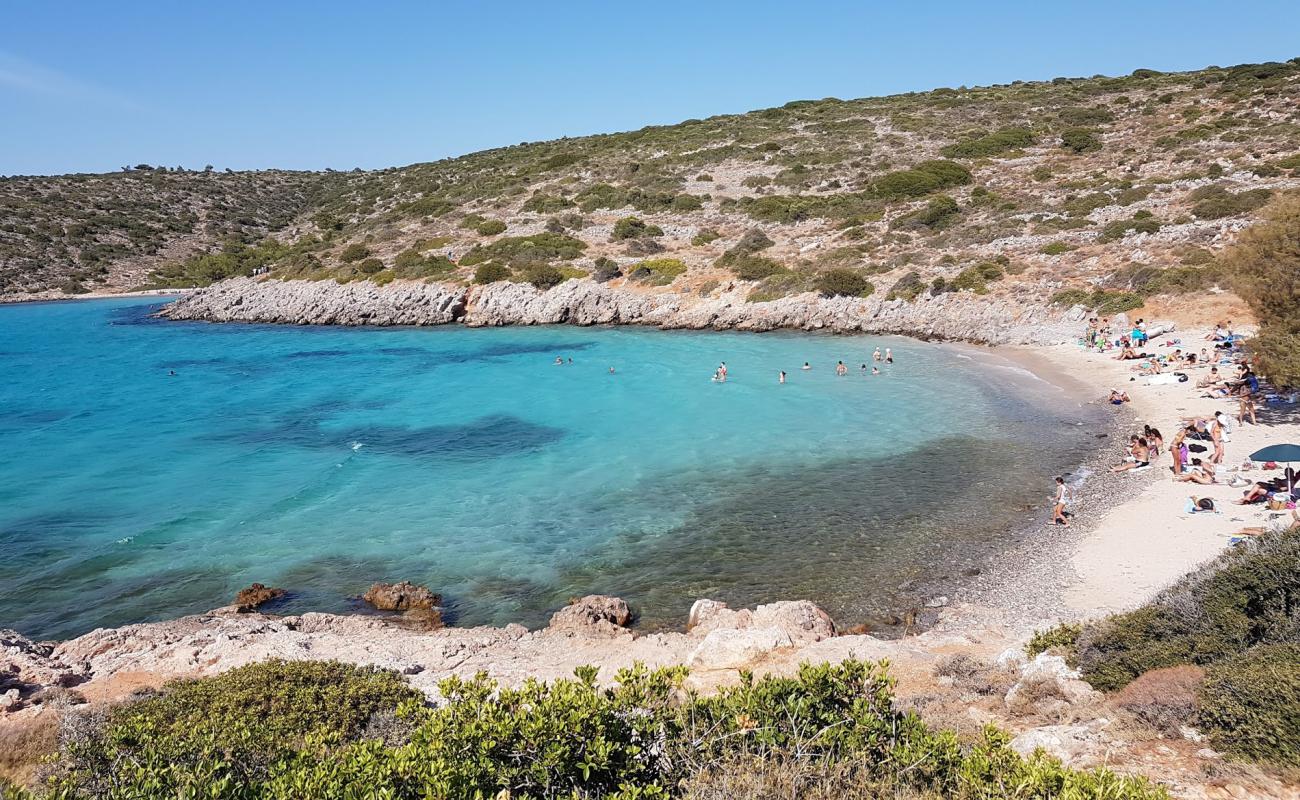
[1026,623,1083,657]
[893,195,959,230]
[873,160,972,199]
[691,228,720,246]
[731,256,785,281]
[460,232,586,268]
[475,218,507,236]
[522,193,575,214]
[1039,241,1073,255]
[1114,666,1204,735]
[339,243,370,263]
[613,216,663,240]
[523,264,565,289]
[1199,644,1300,765]
[357,257,384,275]
[1224,194,1300,386]
[1074,528,1300,691]
[815,269,874,298]
[886,271,925,301]
[473,262,512,284]
[940,128,1035,159]
[34,659,1168,800]
[1189,185,1271,219]
[1060,128,1102,153]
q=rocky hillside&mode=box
[3,59,1298,311]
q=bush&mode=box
[935,654,1017,697]
[940,127,1035,159]
[612,216,663,240]
[339,243,370,263]
[1199,644,1300,765]
[873,160,972,199]
[1224,193,1300,386]
[523,264,565,289]
[691,228,720,246]
[816,269,874,298]
[949,261,1004,294]
[1098,215,1161,242]
[356,257,384,275]
[894,195,959,230]
[34,659,1168,800]
[731,255,785,281]
[522,193,575,214]
[1113,666,1205,735]
[1039,241,1073,255]
[886,271,925,302]
[1075,528,1300,691]
[473,262,512,284]
[592,256,621,282]
[48,660,422,797]
[1060,128,1102,153]
[1189,185,1272,219]
[460,232,586,268]
[475,218,507,236]
[1027,623,1083,657]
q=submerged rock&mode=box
[234,583,286,612]
[362,581,441,612]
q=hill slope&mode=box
[3,59,1298,313]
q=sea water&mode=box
[0,297,1100,639]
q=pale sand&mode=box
[1017,330,1299,617]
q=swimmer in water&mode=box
[719,362,728,380]
[168,370,176,376]
[872,366,880,375]
[873,347,882,362]
[554,357,564,365]
[836,361,847,376]
[885,348,893,364]
[609,366,616,374]
[779,370,786,384]
[802,362,811,370]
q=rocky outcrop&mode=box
[159,277,1089,346]
[158,277,467,326]
[234,583,286,612]
[362,581,441,612]
[1,630,85,713]
[547,595,633,636]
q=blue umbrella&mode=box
[1249,444,1300,463]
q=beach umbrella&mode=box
[1248,444,1300,463]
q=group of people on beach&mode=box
[1060,317,1299,536]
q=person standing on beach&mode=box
[1052,477,1071,526]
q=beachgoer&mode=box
[568,357,573,364]
[873,347,882,362]
[554,357,564,365]
[779,370,786,384]
[1052,476,1071,526]
[836,361,847,376]
[1144,426,1164,456]
[719,362,728,380]
[871,366,880,375]
[885,348,893,364]
[609,366,616,374]
[1177,459,1217,485]
[1108,389,1129,405]
[802,362,811,370]
[1111,437,1151,473]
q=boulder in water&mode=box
[234,583,286,612]
[362,581,441,612]
[547,595,632,635]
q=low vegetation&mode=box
[14,658,1166,799]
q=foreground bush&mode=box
[1198,644,1300,766]
[1074,528,1300,691]
[32,659,1167,799]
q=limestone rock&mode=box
[547,595,633,636]
[1010,721,1108,762]
[234,583,286,612]
[1005,653,1102,717]
[687,599,752,635]
[750,601,836,644]
[688,627,794,670]
[362,581,441,612]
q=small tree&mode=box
[339,243,370,263]
[1060,128,1102,153]
[473,263,511,284]
[815,269,874,298]
[1223,193,1300,386]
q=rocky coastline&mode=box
[157,276,1091,346]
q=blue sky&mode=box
[3,1,1298,176]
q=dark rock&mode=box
[234,583,286,612]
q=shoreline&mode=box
[0,288,185,306]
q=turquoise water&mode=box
[0,297,1098,639]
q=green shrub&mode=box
[48,660,422,797]
[1060,128,1102,153]
[473,262,512,284]
[1225,194,1300,387]
[575,183,628,212]
[460,232,586,268]
[731,255,786,281]
[523,264,565,289]
[1076,528,1300,691]
[1098,215,1160,242]
[816,269,874,298]
[1189,185,1272,219]
[894,195,959,230]
[940,127,1034,159]
[38,659,1168,800]
[522,193,575,214]
[1094,291,1144,314]
[885,271,925,301]
[949,261,1004,294]
[613,216,663,240]
[475,218,507,236]
[357,257,384,275]
[592,256,621,282]
[1027,623,1083,657]
[629,258,688,285]
[339,243,370,263]
[873,160,972,199]
[398,196,456,218]
[691,228,720,246]
[1050,288,1094,307]
[671,194,703,212]
[1199,644,1300,765]
[1039,241,1073,255]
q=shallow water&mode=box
[0,297,1101,639]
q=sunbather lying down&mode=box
[1235,509,1300,537]
[1177,460,1217,484]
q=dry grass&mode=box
[1111,665,1204,736]
[0,710,60,788]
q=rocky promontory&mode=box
[159,276,1090,345]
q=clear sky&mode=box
[3,1,1298,176]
